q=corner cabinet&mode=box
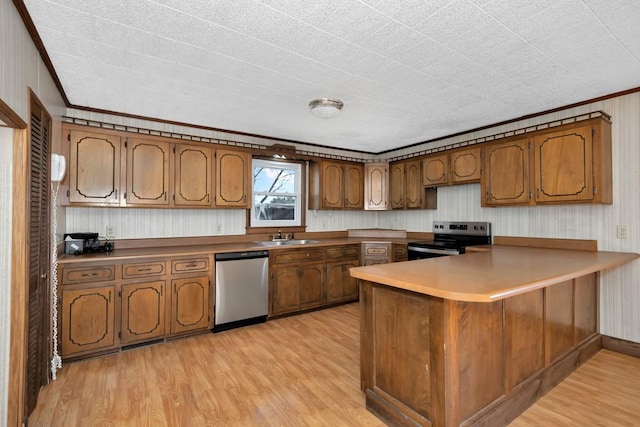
[450,146,482,184]
[390,159,431,209]
[482,116,612,207]
[309,160,364,210]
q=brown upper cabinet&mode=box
[482,137,531,206]
[125,138,170,206]
[482,116,612,207]
[422,153,448,186]
[364,163,389,210]
[68,128,123,205]
[390,158,427,209]
[64,124,251,209]
[174,143,213,207]
[422,147,482,187]
[308,160,364,210]
[215,148,251,208]
[450,146,482,184]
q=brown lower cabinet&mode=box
[59,255,213,359]
[270,244,362,316]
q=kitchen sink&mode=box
[256,239,319,246]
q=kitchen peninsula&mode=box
[350,245,639,427]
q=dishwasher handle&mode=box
[215,250,269,261]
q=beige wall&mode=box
[1,0,67,422]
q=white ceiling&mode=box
[22,0,640,153]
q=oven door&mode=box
[407,246,460,260]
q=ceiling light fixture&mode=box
[309,98,343,119]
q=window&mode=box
[251,159,302,228]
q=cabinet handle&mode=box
[137,268,152,272]
[82,273,97,277]
[108,290,112,302]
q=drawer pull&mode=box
[137,268,152,272]
[81,273,97,277]
[183,263,198,267]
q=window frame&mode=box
[247,158,306,231]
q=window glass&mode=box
[252,159,302,227]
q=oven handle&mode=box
[407,246,460,255]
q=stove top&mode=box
[409,221,492,251]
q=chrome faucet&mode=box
[277,229,282,239]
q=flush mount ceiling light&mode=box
[309,98,343,119]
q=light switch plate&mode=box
[616,225,628,239]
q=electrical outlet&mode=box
[216,223,223,235]
[106,225,114,239]
[616,225,629,239]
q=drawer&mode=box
[122,260,166,279]
[363,243,390,257]
[171,257,209,274]
[326,245,359,260]
[272,248,324,264]
[61,265,116,285]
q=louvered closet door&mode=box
[26,98,51,416]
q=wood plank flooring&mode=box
[29,303,640,426]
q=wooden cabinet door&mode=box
[389,162,405,209]
[482,139,531,206]
[174,143,213,206]
[321,161,344,208]
[68,129,122,205]
[170,276,210,334]
[215,148,250,207]
[326,260,359,303]
[126,138,170,206]
[450,146,482,184]
[533,124,593,203]
[344,163,364,209]
[61,285,116,356]
[405,159,422,208]
[393,243,408,262]
[271,265,301,315]
[120,281,165,344]
[364,163,389,210]
[422,154,448,187]
[300,262,324,308]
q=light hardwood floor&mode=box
[29,303,640,426]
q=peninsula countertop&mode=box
[349,245,639,302]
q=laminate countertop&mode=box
[349,245,639,302]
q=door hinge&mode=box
[592,129,596,138]
[593,186,597,194]
[66,133,70,142]
[118,331,121,339]
[23,415,29,427]
[118,290,121,297]
[66,189,70,197]
[173,146,176,154]
[124,139,127,148]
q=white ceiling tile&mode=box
[320,0,390,45]
[221,0,293,44]
[414,0,493,45]
[358,23,426,61]
[480,0,558,28]
[268,0,346,26]
[373,0,451,27]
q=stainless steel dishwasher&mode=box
[214,250,269,331]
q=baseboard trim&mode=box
[602,335,640,358]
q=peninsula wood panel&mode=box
[504,290,544,391]
[359,270,603,427]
